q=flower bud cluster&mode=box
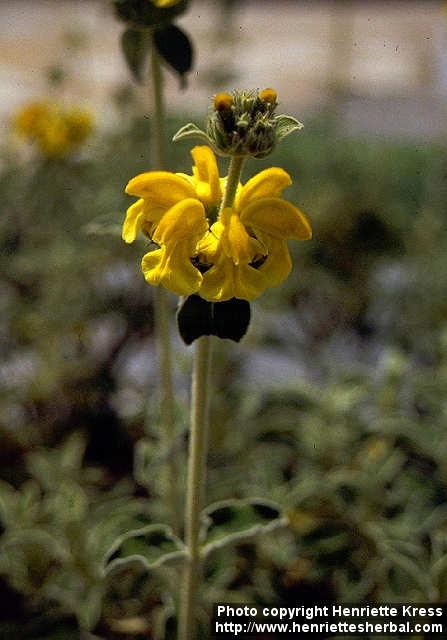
[207,89,278,158]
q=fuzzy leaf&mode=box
[154,24,193,88]
[1,528,70,561]
[201,498,288,557]
[77,584,104,631]
[103,524,186,574]
[275,115,304,141]
[121,28,151,83]
[172,123,212,145]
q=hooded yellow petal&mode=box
[141,242,203,296]
[219,207,254,265]
[241,197,312,240]
[141,247,166,286]
[122,199,165,243]
[196,228,219,255]
[198,254,235,302]
[190,146,222,207]
[232,263,270,300]
[175,172,196,187]
[153,198,207,245]
[198,246,271,302]
[236,168,292,210]
[122,199,145,243]
[125,171,195,205]
[256,236,292,287]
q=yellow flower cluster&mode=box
[123,146,311,302]
[13,101,94,158]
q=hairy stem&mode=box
[179,336,212,640]
[220,155,245,211]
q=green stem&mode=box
[220,155,245,211]
[179,336,212,640]
[149,32,179,533]
[150,33,166,168]
[178,154,246,640]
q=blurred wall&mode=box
[0,0,446,137]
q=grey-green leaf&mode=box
[77,584,104,631]
[201,498,288,557]
[275,115,304,141]
[103,524,186,574]
[172,123,212,145]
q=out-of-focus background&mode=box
[2,0,447,134]
[1,1,447,638]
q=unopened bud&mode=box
[174,87,303,159]
[259,87,278,106]
[214,92,234,112]
[207,89,279,158]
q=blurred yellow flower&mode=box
[123,146,311,301]
[151,0,181,7]
[12,101,94,158]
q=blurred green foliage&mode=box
[1,112,447,637]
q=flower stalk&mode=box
[121,83,312,636]
[149,31,179,533]
[220,155,245,210]
[179,335,212,640]
[178,154,246,639]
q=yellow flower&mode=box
[123,146,222,244]
[13,101,49,138]
[141,198,208,295]
[12,100,93,158]
[124,146,221,295]
[123,146,311,301]
[36,114,71,158]
[151,0,181,7]
[64,108,94,144]
[197,168,311,301]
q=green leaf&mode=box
[83,213,123,237]
[77,584,104,631]
[201,498,288,557]
[275,115,304,141]
[379,543,431,594]
[154,25,194,88]
[44,481,89,524]
[0,480,16,526]
[120,28,151,83]
[134,439,162,490]
[58,431,87,471]
[172,123,212,146]
[1,528,70,561]
[103,524,186,574]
